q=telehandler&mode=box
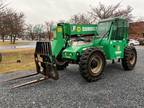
[6,17,137,88]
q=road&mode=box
[0,41,36,50]
[0,46,144,108]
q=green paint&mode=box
[50,17,128,62]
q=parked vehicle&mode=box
[138,38,144,45]
[128,39,140,46]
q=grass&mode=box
[0,48,36,74]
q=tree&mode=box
[89,2,133,23]
[6,9,25,44]
[33,24,45,41]
[0,0,25,43]
[70,13,91,24]
[26,24,35,40]
[0,0,8,42]
[0,11,7,42]
[45,21,54,40]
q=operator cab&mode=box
[96,17,128,59]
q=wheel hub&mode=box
[129,52,135,65]
[89,55,102,75]
[91,60,98,69]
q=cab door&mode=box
[109,20,127,59]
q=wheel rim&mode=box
[89,55,103,76]
[129,52,136,65]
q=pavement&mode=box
[0,46,144,108]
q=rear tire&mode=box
[79,48,106,82]
[122,46,137,70]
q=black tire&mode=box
[55,59,68,70]
[79,48,106,82]
[0,53,2,62]
[122,46,137,70]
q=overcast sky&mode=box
[7,0,144,24]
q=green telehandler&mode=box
[7,17,137,88]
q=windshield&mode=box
[97,21,112,37]
[70,35,94,46]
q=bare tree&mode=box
[45,21,54,40]
[0,11,6,42]
[26,24,35,40]
[0,0,8,42]
[89,2,133,23]
[0,0,25,43]
[0,8,25,43]
[5,9,25,43]
[114,5,133,21]
[45,21,54,32]
[32,24,45,41]
[27,23,50,41]
[12,12,25,43]
[70,13,91,24]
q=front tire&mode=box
[122,46,137,70]
[55,58,68,70]
[79,48,106,82]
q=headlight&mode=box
[69,53,72,56]
[65,52,73,56]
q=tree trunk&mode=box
[10,35,13,44]
[2,35,5,42]
[31,33,34,40]
[13,35,16,44]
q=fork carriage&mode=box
[34,42,59,80]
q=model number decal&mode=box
[82,27,96,31]
[72,26,95,32]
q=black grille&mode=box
[35,42,51,55]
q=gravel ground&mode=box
[0,46,144,108]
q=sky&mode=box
[7,0,144,24]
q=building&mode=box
[129,21,144,39]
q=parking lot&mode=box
[0,46,144,108]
